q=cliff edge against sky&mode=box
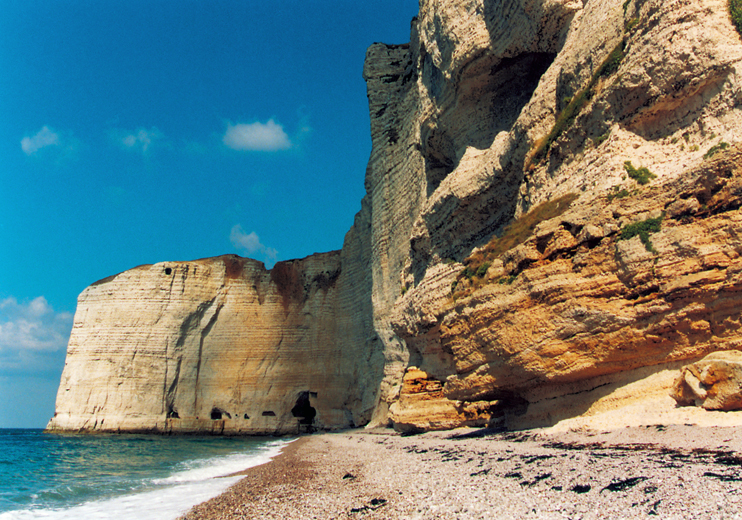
[49,0,742,434]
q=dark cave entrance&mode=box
[291,391,317,433]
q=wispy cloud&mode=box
[223,120,291,152]
[113,127,164,154]
[230,225,278,266]
[21,126,60,155]
[0,296,72,374]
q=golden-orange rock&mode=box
[672,351,742,410]
[388,367,507,432]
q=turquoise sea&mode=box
[0,429,288,519]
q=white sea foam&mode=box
[0,439,290,520]
[152,444,280,485]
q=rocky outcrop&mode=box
[391,146,742,429]
[377,0,742,429]
[47,254,379,434]
[50,0,742,434]
[388,367,508,432]
[672,351,742,410]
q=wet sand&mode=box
[180,424,742,519]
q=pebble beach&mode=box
[181,424,742,519]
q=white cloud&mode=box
[0,296,73,374]
[230,225,278,266]
[115,127,164,153]
[21,126,61,155]
[223,120,292,151]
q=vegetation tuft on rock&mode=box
[619,214,664,253]
[528,35,626,166]
[607,187,631,202]
[704,142,729,160]
[731,0,742,36]
[624,161,657,185]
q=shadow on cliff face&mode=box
[420,51,556,196]
[412,49,557,282]
[269,259,341,312]
[409,0,585,282]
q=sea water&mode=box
[0,429,289,520]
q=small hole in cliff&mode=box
[210,408,222,420]
[244,414,250,420]
[262,411,276,417]
[167,406,180,419]
[165,267,172,275]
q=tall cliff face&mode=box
[360,0,742,428]
[48,253,378,434]
[51,0,742,434]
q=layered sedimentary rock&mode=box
[388,367,509,432]
[372,0,742,428]
[391,147,742,428]
[48,253,378,434]
[51,0,742,434]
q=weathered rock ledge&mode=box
[390,145,742,430]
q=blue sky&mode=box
[0,0,419,428]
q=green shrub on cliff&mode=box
[731,0,742,35]
[606,187,631,202]
[597,41,625,78]
[704,141,729,160]
[623,161,656,185]
[619,214,663,253]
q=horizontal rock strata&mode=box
[48,254,378,435]
[391,145,742,429]
[51,0,742,434]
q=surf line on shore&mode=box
[0,431,295,520]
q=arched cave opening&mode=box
[210,407,231,420]
[291,391,317,432]
[166,405,179,419]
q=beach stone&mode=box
[671,351,742,411]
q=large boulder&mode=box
[671,351,742,411]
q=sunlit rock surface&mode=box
[672,351,742,411]
[47,254,378,434]
[50,0,742,433]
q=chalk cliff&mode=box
[48,253,378,434]
[50,0,742,433]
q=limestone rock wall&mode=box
[47,254,376,434]
[51,0,742,434]
[365,0,742,428]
